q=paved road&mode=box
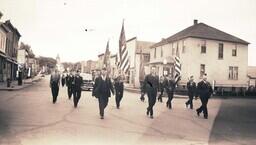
[0,76,254,145]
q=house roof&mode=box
[4,20,21,37]
[151,22,249,48]
[248,66,256,79]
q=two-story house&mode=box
[150,20,249,92]
[4,20,21,81]
[126,37,154,88]
[0,22,8,82]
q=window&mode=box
[182,40,186,53]
[154,48,156,58]
[218,43,224,59]
[200,64,205,78]
[161,47,163,57]
[144,54,150,62]
[229,66,238,80]
[176,41,179,56]
[172,43,175,55]
[201,40,206,53]
[232,44,237,56]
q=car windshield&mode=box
[80,73,93,81]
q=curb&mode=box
[0,78,42,91]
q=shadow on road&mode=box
[209,98,256,145]
[0,109,12,136]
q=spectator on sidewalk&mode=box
[50,69,60,104]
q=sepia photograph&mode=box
[0,0,256,145]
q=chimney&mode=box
[194,19,198,25]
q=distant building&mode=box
[87,60,97,73]
[96,53,105,70]
[81,60,97,73]
[0,20,21,81]
[126,37,154,88]
[151,20,249,91]
[248,66,256,87]
[110,54,118,78]
[0,22,8,82]
[56,54,64,72]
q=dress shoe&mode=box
[196,110,200,116]
[100,116,104,119]
[150,115,154,119]
[146,110,149,116]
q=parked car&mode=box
[80,73,94,91]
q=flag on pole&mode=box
[174,46,181,83]
[103,40,111,71]
[117,20,130,74]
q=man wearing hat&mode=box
[73,70,83,108]
[196,73,213,119]
[93,68,114,119]
[114,70,125,109]
[185,75,197,109]
[50,69,60,104]
[142,66,159,119]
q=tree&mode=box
[38,56,57,69]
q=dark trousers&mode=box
[186,94,194,109]
[73,89,81,107]
[51,84,59,103]
[98,96,109,117]
[158,89,164,102]
[167,91,174,109]
[67,86,73,99]
[197,96,209,118]
[146,89,157,116]
[115,88,123,108]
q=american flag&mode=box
[117,21,130,74]
[175,46,181,83]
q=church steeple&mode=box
[56,54,60,64]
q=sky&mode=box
[0,0,256,66]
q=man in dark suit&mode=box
[114,70,125,109]
[50,69,60,104]
[73,70,83,108]
[185,76,197,109]
[196,74,213,119]
[164,74,179,109]
[142,67,159,119]
[61,74,66,87]
[93,68,114,119]
[66,72,74,99]
[157,76,165,103]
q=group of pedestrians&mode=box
[50,69,83,107]
[49,68,125,120]
[50,66,213,120]
[140,67,213,119]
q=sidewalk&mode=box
[124,84,187,98]
[0,75,42,91]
